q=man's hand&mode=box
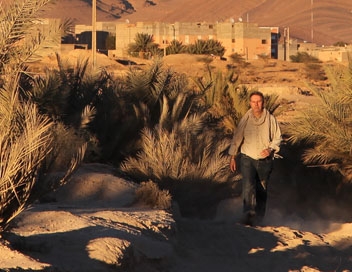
[230,157,236,172]
[260,148,273,158]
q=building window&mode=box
[262,39,267,44]
[209,25,213,29]
[232,38,235,43]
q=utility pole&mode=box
[284,27,289,61]
[311,0,314,42]
[92,0,97,68]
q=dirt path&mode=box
[167,218,352,272]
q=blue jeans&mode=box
[240,153,273,217]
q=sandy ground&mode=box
[1,52,352,272]
[1,162,352,272]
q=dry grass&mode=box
[0,90,53,230]
[134,180,172,209]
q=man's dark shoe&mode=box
[241,210,256,226]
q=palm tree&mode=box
[194,68,280,136]
[0,0,85,231]
[120,63,234,183]
[128,33,158,58]
[120,61,238,218]
[285,60,352,182]
[186,40,225,56]
[166,40,186,55]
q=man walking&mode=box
[229,91,282,225]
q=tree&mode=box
[166,40,186,55]
[194,67,280,136]
[285,59,352,182]
[0,0,85,231]
[128,33,158,58]
[186,40,225,56]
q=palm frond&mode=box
[286,62,352,181]
[0,0,59,71]
[80,105,96,129]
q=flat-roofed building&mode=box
[75,20,277,60]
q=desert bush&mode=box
[41,122,88,172]
[134,180,171,209]
[21,52,99,127]
[120,124,235,218]
[304,63,327,81]
[290,52,320,63]
[257,53,270,64]
[0,88,53,230]
[0,0,86,231]
[228,53,248,67]
[186,40,225,56]
[121,125,232,183]
[119,62,231,177]
[128,33,159,58]
[289,52,326,81]
[149,45,164,58]
[166,40,186,55]
[285,60,352,183]
[28,58,192,166]
[21,53,105,161]
[194,68,281,136]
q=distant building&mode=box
[76,31,109,50]
[75,21,277,60]
[31,18,61,56]
[310,45,350,62]
[37,19,352,63]
[215,22,274,60]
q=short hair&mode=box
[249,91,264,102]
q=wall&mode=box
[112,21,273,60]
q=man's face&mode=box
[249,94,264,115]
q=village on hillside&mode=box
[39,17,352,63]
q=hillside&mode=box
[34,0,352,46]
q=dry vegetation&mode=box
[1,1,352,270]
